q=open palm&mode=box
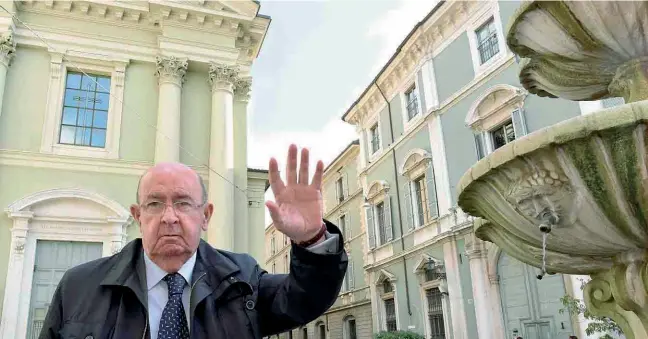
[266,144,324,243]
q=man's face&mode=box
[130,164,213,268]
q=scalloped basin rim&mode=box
[457,101,648,200]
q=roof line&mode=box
[340,0,445,122]
[323,139,360,173]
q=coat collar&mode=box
[100,238,242,311]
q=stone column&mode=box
[233,78,251,253]
[466,236,494,339]
[488,274,506,338]
[154,55,188,163]
[207,63,238,250]
[0,211,32,339]
[0,32,15,119]
[442,238,469,339]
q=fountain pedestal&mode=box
[458,2,648,338]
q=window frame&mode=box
[41,52,127,159]
[466,2,506,78]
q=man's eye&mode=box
[148,201,163,207]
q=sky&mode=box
[246,0,440,226]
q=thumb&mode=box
[266,201,282,225]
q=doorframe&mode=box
[0,188,132,339]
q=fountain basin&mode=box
[457,101,648,275]
[507,1,648,102]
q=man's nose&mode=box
[161,204,180,224]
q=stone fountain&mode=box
[456,1,648,338]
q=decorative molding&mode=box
[209,62,239,92]
[465,84,528,129]
[399,148,432,178]
[0,31,16,68]
[155,55,188,86]
[366,180,390,202]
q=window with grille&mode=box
[384,298,397,332]
[491,120,515,150]
[427,288,445,338]
[405,85,419,121]
[59,72,111,148]
[476,18,499,64]
[376,202,386,244]
[413,175,429,225]
[370,123,380,154]
[424,261,446,281]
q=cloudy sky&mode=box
[247,0,440,225]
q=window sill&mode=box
[51,144,117,159]
[473,51,507,80]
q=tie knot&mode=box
[164,273,186,296]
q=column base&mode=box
[583,251,648,339]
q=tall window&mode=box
[413,175,429,226]
[405,85,419,121]
[476,18,499,64]
[376,202,386,244]
[271,236,276,255]
[384,298,397,332]
[491,120,515,150]
[284,253,289,271]
[344,317,357,339]
[370,123,380,154]
[59,72,111,148]
[302,327,308,339]
[336,177,345,202]
[427,288,445,339]
[339,214,347,239]
[317,322,325,339]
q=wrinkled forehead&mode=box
[138,166,201,202]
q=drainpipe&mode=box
[375,82,413,317]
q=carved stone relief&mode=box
[155,55,188,86]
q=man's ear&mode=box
[201,203,214,231]
[130,204,141,225]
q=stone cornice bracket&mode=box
[155,55,188,87]
[0,32,16,68]
[209,62,239,93]
[234,77,252,102]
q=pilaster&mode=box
[442,238,469,339]
[154,55,188,163]
[0,31,14,120]
[466,235,495,339]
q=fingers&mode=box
[265,200,282,225]
[268,157,285,195]
[298,147,309,184]
[310,160,324,190]
[286,144,298,185]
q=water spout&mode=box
[537,232,549,280]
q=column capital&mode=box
[0,32,16,68]
[209,62,239,93]
[234,77,252,102]
[155,55,188,86]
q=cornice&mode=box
[344,0,484,126]
[14,0,269,65]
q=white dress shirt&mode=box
[142,232,339,339]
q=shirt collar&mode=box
[143,250,197,290]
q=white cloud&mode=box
[366,0,439,76]
[248,116,356,226]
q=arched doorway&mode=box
[498,252,574,339]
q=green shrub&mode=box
[374,330,425,339]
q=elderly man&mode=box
[38,144,347,339]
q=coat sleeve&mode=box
[38,279,65,339]
[256,219,348,337]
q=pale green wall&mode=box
[456,238,479,338]
[119,61,159,162]
[0,46,50,151]
[434,33,474,103]
[180,71,211,166]
[0,165,141,317]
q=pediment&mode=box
[413,253,443,273]
[376,269,396,284]
[466,84,527,127]
[367,180,389,200]
[400,148,432,175]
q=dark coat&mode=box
[38,221,347,339]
